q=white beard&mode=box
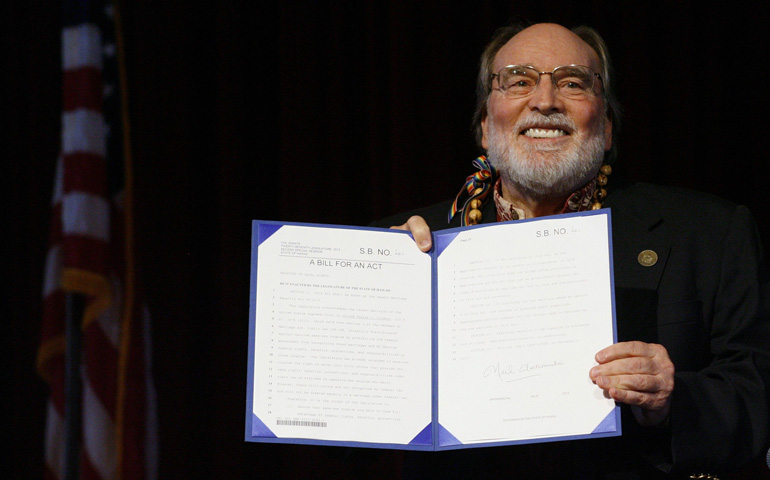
[486,113,607,199]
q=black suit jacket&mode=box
[372,182,770,478]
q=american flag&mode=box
[37,1,158,479]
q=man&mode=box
[373,23,770,478]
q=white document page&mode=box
[252,225,432,445]
[437,213,616,444]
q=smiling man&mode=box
[373,23,770,478]
[483,23,612,215]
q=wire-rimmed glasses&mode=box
[491,64,601,98]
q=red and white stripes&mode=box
[39,3,156,479]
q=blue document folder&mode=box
[246,210,620,450]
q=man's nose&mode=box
[526,75,563,114]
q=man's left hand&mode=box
[589,341,675,426]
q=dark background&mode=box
[5,1,770,478]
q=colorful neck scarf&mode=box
[449,155,600,226]
[448,156,497,226]
[493,178,597,222]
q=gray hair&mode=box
[472,23,621,163]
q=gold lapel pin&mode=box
[637,249,658,267]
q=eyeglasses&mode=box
[490,64,601,98]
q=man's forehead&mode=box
[494,23,600,72]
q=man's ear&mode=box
[604,115,612,152]
[481,116,489,150]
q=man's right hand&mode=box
[390,215,432,252]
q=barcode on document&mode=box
[276,419,328,428]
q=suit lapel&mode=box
[606,197,671,343]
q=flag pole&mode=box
[114,1,137,476]
[64,292,84,480]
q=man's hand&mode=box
[589,341,675,426]
[390,215,432,252]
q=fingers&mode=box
[608,388,673,426]
[589,341,675,426]
[593,371,671,395]
[592,342,674,377]
[595,341,661,364]
[605,386,658,407]
[590,342,674,388]
[390,215,432,252]
[594,372,674,426]
[591,355,670,379]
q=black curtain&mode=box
[5,1,770,478]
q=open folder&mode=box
[245,210,620,450]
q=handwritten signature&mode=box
[482,360,564,382]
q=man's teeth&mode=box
[523,128,568,138]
